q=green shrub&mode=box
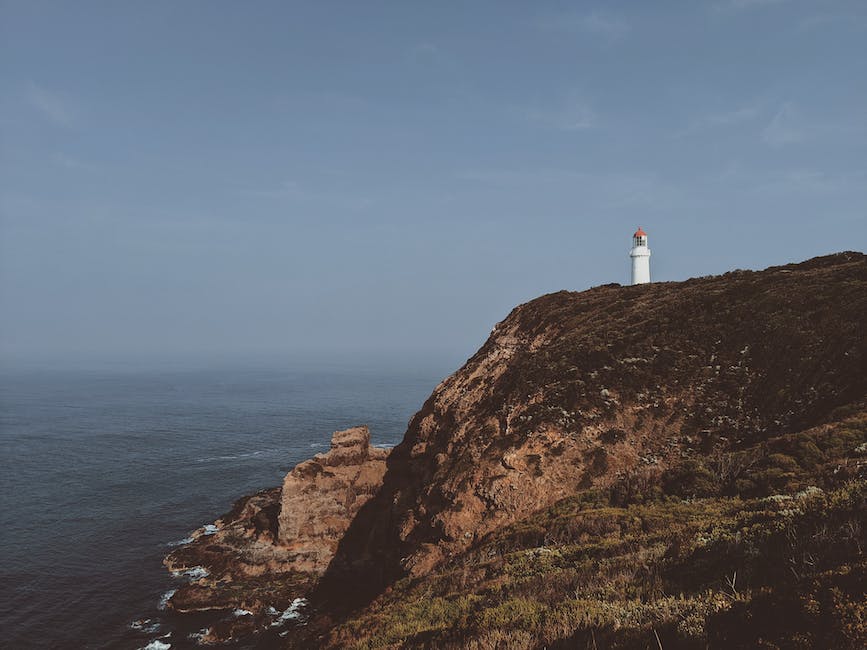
[792,440,826,468]
[767,453,799,472]
[662,460,720,498]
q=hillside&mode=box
[310,252,867,648]
[165,252,867,648]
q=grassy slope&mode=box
[330,411,865,649]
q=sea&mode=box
[0,361,450,649]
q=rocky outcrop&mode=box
[277,425,389,572]
[162,426,389,643]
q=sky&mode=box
[1,1,865,369]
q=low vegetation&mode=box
[326,412,866,649]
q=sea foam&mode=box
[129,618,161,633]
[172,566,209,580]
[140,641,171,650]
[189,628,209,644]
[269,598,308,627]
[195,449,276,463]
[157,589,176,610]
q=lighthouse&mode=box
[629,227,651,285]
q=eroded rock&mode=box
[277,425,389,573]
[162,426,389,642]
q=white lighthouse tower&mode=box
[629,227,651,285]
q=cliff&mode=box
[164,252,867,648]
[311,251,867,648]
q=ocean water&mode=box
[0,363,448,649]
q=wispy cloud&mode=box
[678,105,761,137]
[517,94,597,132]
[456,168,687,210]
[537,11,630,39]
[760,102,867,147]
[715,0,789,12]
[240,179,373,211]
[761,103,803,146]
[577,12,631,38]
[715,164,867,196]
[408,42,441,63]
[524,105,596,131]
[796,10,867,33]
[25,82,73,126]
[52,152,98,172]
[241,180,303,199]
[763,169,867,194]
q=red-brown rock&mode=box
[162,426,389,642]
[277,425,389,573]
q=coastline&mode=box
[159,426,389,644]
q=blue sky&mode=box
[1,1,865,368]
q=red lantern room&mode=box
[633,227,648,247]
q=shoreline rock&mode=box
[278,425,389,573]
[162,425,389,642]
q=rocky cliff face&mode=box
[162,426,388,642]
[277,425,388,572]
[311,252,866,648]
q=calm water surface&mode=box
[0,363,448,649]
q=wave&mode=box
[166,522,217,549]
[269,598,308,627]
[157,589,176,611]
[140,641,171,650]
[129,618,161,634]
[195,448,280,463]
[172,566,209,580]
[188,629,208,644]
